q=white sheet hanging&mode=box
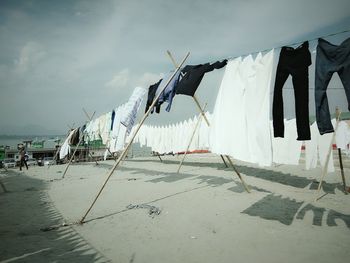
[59,129,76,159]
[210,50,274,165]
[336,121,350,150]
[249,50,274,166]
[271,119,302,165]
[210,57,243,157]
[305,120,336,172]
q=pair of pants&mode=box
[315,37,350,135]
[273,41,312,140]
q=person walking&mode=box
[19,147,28,171]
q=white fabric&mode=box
[249,50,274,166]
[59,129,76,159]
[304,119,336,172]
[271,119,302,165]
[210,50,274,166]
[132,112,212,154]
[305,122,319,170]
[210,57,244,157]
[120,87,146,133]
[318,119,336,173]
[336,121,349,150]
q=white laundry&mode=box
[249,50,275,166]
[304,120,336,172]
[210,51,274,165]
[120,87,147,133]
[271,119,302,165]
[210,57,244,157]
[336,121,349,150]
[305,122,319,170]
[59,129,76,159]
[318,119,336,173]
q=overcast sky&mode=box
[0,0,350,135]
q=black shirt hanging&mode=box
[175,59,227,97]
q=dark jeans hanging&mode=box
[272,41,312,140]
[315,37,350,135]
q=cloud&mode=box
[15,41,46,73]
[105,68,130,89]
[136,72,164,87]
[105,69,163,90]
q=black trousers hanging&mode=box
[272,41,311,140]
[315,37,350,135]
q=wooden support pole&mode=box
[79,52,190,224]
[62,112,96,179]
[83,110,100,165]
[193,95,210,127]
[166,50,227,167]
[62,130,85,179]
[337,148,348,194]
[177,104,207,173]
[315,107,341,200]
[225,155,250,193]
[220,155,229,168]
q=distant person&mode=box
[19,147,28,171]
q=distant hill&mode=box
[0,124,65,136]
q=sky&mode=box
[0,0,350,135]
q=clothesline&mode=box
[206,28,350,64]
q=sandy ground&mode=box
[1,152,350,263]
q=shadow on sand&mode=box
[0,170,109,263]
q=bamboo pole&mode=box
[177,104,207,173]
[225,155,251,193]
[83,110,100,165]
[220,155,229,168]
[315,107,341,200]
[61,129,85,179]
[79,52,190,223]
[193,95,210,126]
[166,50,228,167]
[337,148,348,194]
[48,132,69,169]
[62,112,96,179]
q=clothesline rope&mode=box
[208,28,350,64]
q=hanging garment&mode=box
[176,60,227,96]
[335,121,349,150]
[97,114,107,143]
[250,50,275,166]
[109,104,125,153]
[111,110,115,131]
[315,37,350,135]
[69,128,80,146]
[271,119,302,165]
[100,112,112,145]
[145,79,162,113]
[121,87,146,133]
[198,112,211,149]
[59,129,76,159]
[305,120,336,172]
[210,57,244,157]
[85,118,100,141]
[272,41,312,140]
[210,52,274,165]
[317,119,336,172]
[305,122,319,170]
[155,70,181,112]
